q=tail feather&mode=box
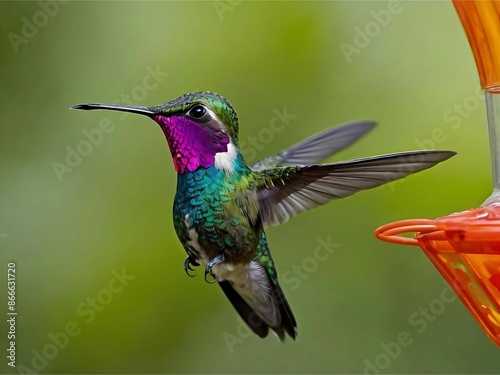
[271,281,297,339]
[218,280,269,338]
[218,278,297,340]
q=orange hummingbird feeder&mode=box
[375,1,500,347]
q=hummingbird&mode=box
[71,91,455,340]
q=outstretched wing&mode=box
[255,150,456,227]
[250,120,376,171]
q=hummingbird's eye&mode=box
[187,105,208,120]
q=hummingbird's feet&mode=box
[183,256,200,278]
[204,254,225,284]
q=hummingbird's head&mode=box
[72,91,241,174]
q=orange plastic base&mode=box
[376,203,500,347]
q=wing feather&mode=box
[256,150,456,227]
[251,120,376,170]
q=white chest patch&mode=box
[214,142,237,173]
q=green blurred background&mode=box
[1,0,497,373]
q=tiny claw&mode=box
[204,270,217,284]
[183,256,199,278]
[204,254,225,284]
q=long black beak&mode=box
[70,103,155,116]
